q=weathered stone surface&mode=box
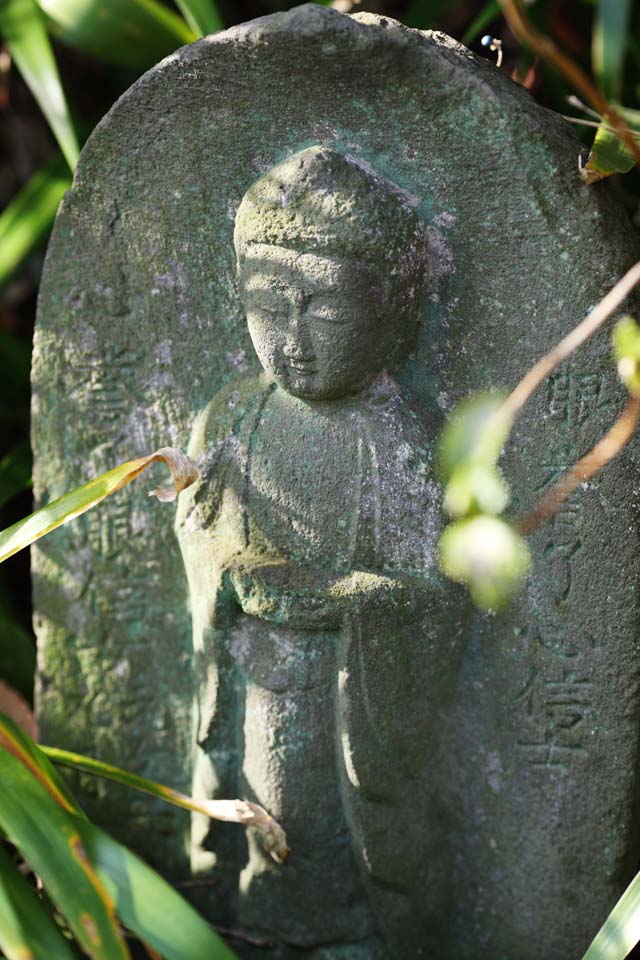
[33,6,640,959]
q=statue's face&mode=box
[239,243,393,401]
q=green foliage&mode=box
[613,315,640,395]
[0,713,238,959]
[175,0,222,37]
[581,106,640,182]
[0,0,79,169]
[37,0,196,68]
[439,514,530,610]
[436,392,530,609]
[581,868,640,959]
[592,0,632,102]
[0,156,72,290]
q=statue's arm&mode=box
[226,560,442,629]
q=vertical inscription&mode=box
[516,370,613,770]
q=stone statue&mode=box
[176,146,458,956]
[33,7,640,958]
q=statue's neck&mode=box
[274,370,399,414]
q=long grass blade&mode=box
[43,745,289,863]
[81,824,238,960]
[0,156,71,289]
[0,843,77,960]
[582,869,640,960]
[174,0,222,37]
[0,0,79,170]
[0,712,82,816]
[593,0,632,101]
[0,747,130,959]
[0,447,198,564]
[37,0,195,68]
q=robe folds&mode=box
[176,370,465,955]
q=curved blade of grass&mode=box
[0,0,79,170]
[174,0,221,37]
[43,746,289,863]
[80,823,237,960]
[0,748,130,959]
[0,843,77,960]
[0,447,198,564]
[37,0,195,69]
[592,0,632,102]
[0,712,82,816]
[0,156,71,289]
[582,868,640,960]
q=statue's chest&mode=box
[245,396,363,568]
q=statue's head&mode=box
[234,145,428,401]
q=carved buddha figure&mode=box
[177,146,457,958]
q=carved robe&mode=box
[177,370,462,955]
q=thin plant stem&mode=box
[497,260,640,426]
[518,396,640,534]
[498,0,640,169]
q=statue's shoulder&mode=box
[187,371,273,459]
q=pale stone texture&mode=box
[33,6,640,959]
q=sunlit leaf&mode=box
[174,0,222,37]
[592,0,632,101]
[0,447,198,564]
[582,868,640,960]
[0,712,82,815]
[80,824,238,960]
[37,0,195,69]
[436,391,509,485]
[0,0,79,169]
[0,156,71,291]
[0,843,76,960]
[0,747,130,959]
[44,745,289,863]
[580,106,640,183]
[438,515,530,610]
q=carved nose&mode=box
[283,341,309,360]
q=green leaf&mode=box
[0,747,130,959]
[42,745,289,863]
[443,462,509,518]
[592,0,632,101]
[582,868,640,960]
[0,0,79,170]
[0,617,35,702]
[174,0,222,37]
[0,712,83,816]
[37,0,196,69]
[0,447,198,564]
[80,824,238,960]
[438,515,530,610]
[581,106,640,183]
[0,441,32,511]
[613,315,640,396]
[0,156,71,291]
[436,391,509,485]
[461,0,500,47]
[0,843,77,960]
